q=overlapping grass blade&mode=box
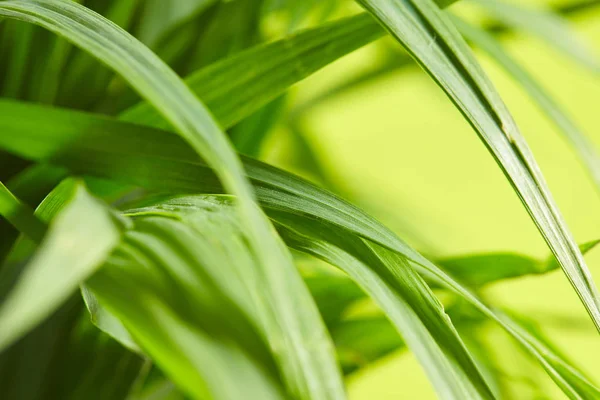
[119,12,385,129]
[2,99,596,397]
[80,285,142,354]
[0,180,45,242]
[0,163,66,265]
[452,16,600,196]
[0,179,122,351]
[270,210,600,399]
[0,99,446,275]
[87,208,287,400]
[357,0,600,333]
[471,0,599,72]
[0,2,345,397]
[129,195,495,399]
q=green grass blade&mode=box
[453,16,600,197]
[80,285,142,355]
[0,179,122,351]
[0,99,423,271]
[0,2,345,397]
[0,180,46,242]
[271,211,600,399]
[471,0,599,72]
[130,194,494,399]
[272,217,495,399]
[0,99,596,397]
[89,209,288,400]
[119,13,385,129]
[357,0,600,334]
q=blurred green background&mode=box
[262,1,600,397]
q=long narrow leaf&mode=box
[453,16,600,197]
[88,211,287,400]
[357,0,600,333]
[0,180,45,242]
[0,2,345,397]
[129,194,495,399]
[0,179,122,351]
[1,99,596,397]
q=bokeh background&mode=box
[261,0,600,397]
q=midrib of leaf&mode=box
[357,0,600,333]
[0,1,345,398]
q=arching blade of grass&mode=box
[453,16,600,197]
[0,164,66,265]
[0,180,46,243]
[357,0,600,334]
[119,12,386,129]
[269,211,600,399]
[0,99,423,269]
[88,209,288,400]
[2,99,598,293]
[273,218,494,399]
[0,179,122,351]
[471,0,599,72]
[0,2,345,397]
[3,99,596,397]
[128,195,495,399]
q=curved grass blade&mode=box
[269,211,600,399]
[274,219,494,399]
[88,211,287,400]
[453,16,600,197]
[0,101,597,397]
[130,195,495,399]
[0,2,345,397]
[0,179,122,351]
[333,316,405,375]
[0,180,46,243]
[119,12,385,129]
[80,285,142,354]
[357,0,600,333]
[471,0,599,72]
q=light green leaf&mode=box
[453,16,600,196]
[270,207,600,399]
[357,0,600,333]
[133,195,495,400]
[0,80,598,398]
[0,179,122,351]
[0,2,345,397]
[89,207,288,400]
[471,0,599,72]
[119,12,385,129]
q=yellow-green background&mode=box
[266,1,600,398]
